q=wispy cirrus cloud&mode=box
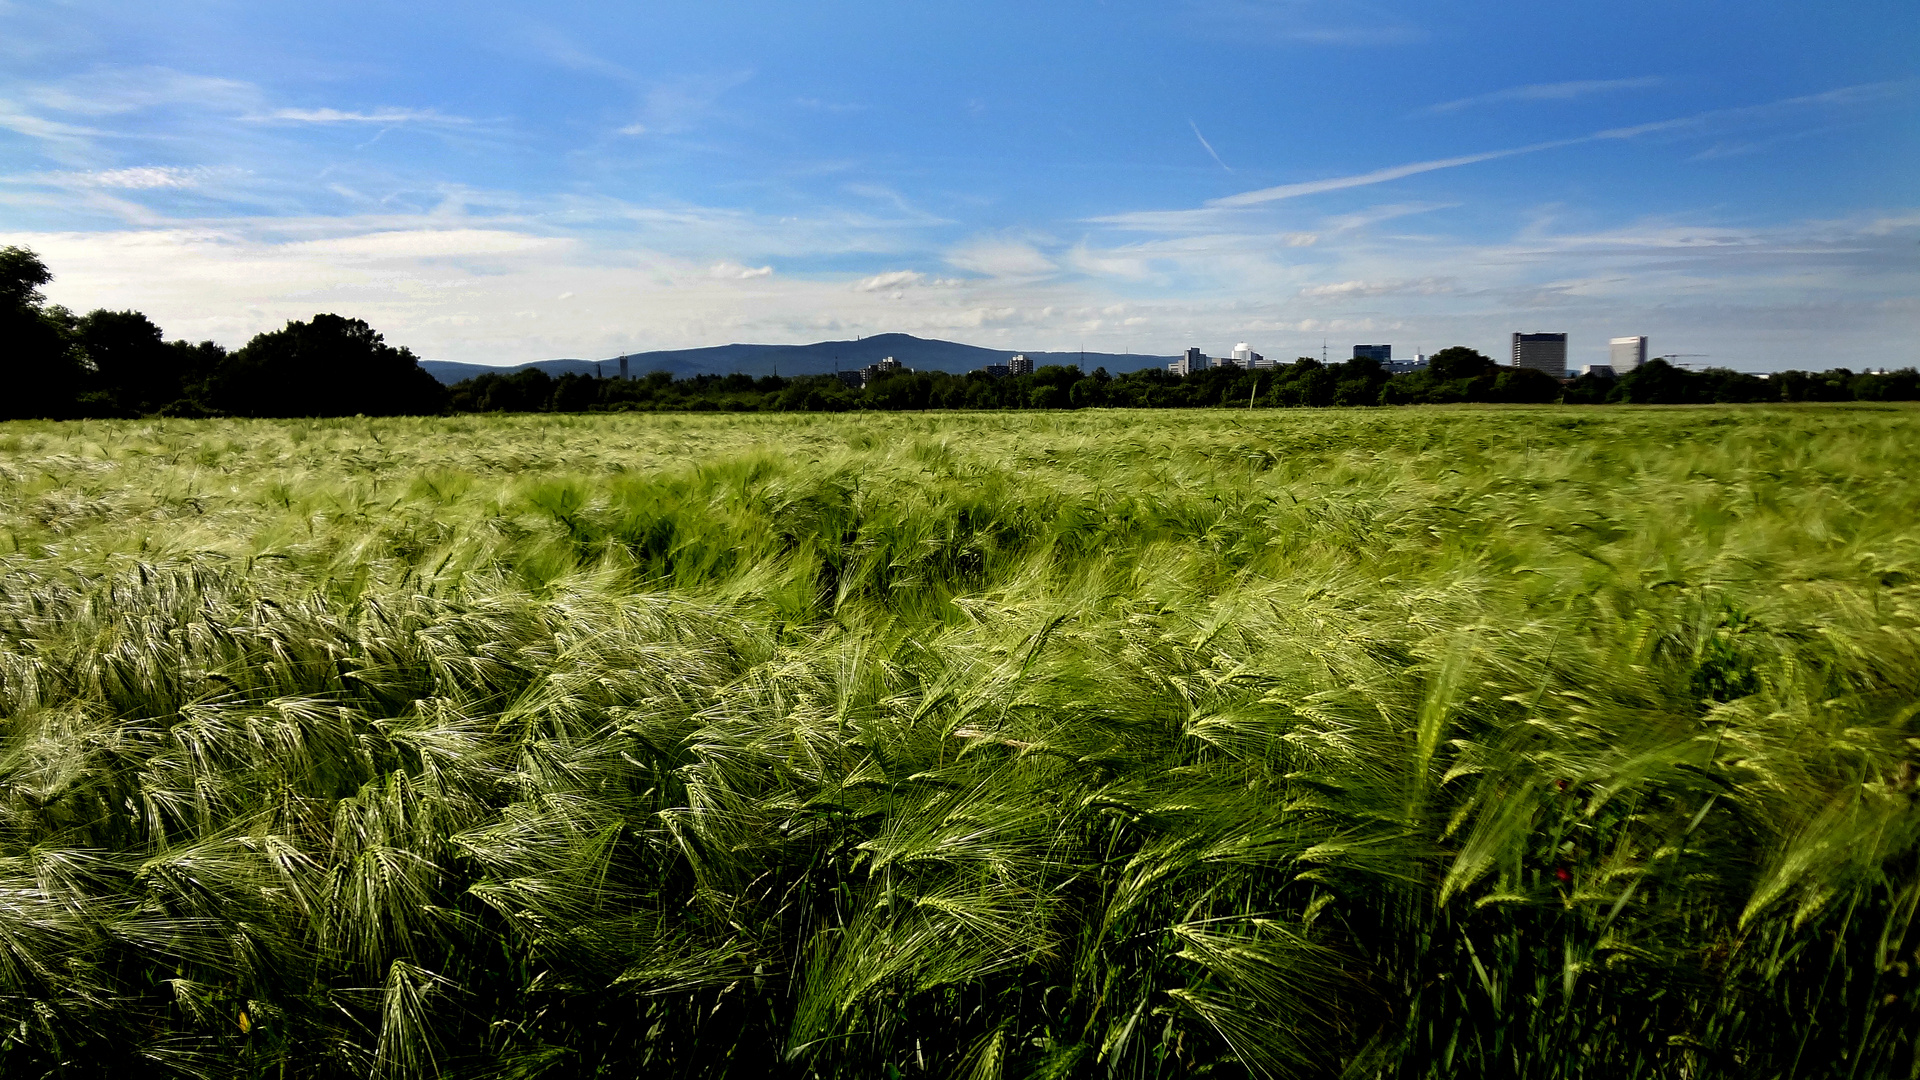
[629,71,753,135]
[521,24,642,83]
[0,101,102,141]
[1209,140,1576,208]
[1189,120,1232,171]
[249,107,471,125]
[1205,82,1906,210]
[1182,0,1424,46]
[1418,77,1664,116]
[27,67,259,116]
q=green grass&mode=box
[0,405,1916,1078]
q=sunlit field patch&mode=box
[1,405,1916,1078]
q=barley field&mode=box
[0,405,1916,1079]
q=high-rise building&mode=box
[1512,333,1569,376]
[618,355,629,380]
[851,356,905,387]
[1609,336,1648,373]
[1353,344,1391,363]
[1009,353,1034,376]
[1169,347,1207,376]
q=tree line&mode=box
[1,247,444,420]
[448,344,1920,414]
[5,245,1915,420]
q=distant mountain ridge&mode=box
[419,333,1175,385]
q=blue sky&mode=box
[2,0,1914,369]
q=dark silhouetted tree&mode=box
[1428,346,1497,381]
[0,246,86,419]
[1609,358,1700,404]
[1490,366,1564,403]
[550,372,599,412]
[210,314,447,417]
[77,309,181,415]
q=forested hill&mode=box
[419,333,1175,384]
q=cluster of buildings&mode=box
[835,355,905,388]
[1169,342,1435,376]
[977,354,1035,379]
[614,334,1664,389]
[1165,334,1655,381]
[929,334,1662,385]
[1170,343,1266,375]
[1512,333,1650,379]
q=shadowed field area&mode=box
[1,405,1916,1078]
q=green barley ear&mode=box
[0,408,1914,1075]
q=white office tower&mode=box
[1610,336,1648,373]
[1009,353,1033,376]
[1231,342,1254,365]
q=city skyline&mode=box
[0,0,1914,371]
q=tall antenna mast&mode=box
[1322,338,1328,364]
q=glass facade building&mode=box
[1609,336,1648,373]
[1511,333,1569,376]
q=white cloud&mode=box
[1067,246,1155,280]
[251,107,469,125]
[856,269,925,291]
[853,270,963,292]
[945,239,1057,277]
[285,229,574,260]
[1,194,1911,372]
[1299,278,1453,298]
[74,166,209,190]
[1419,77,1664,116]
